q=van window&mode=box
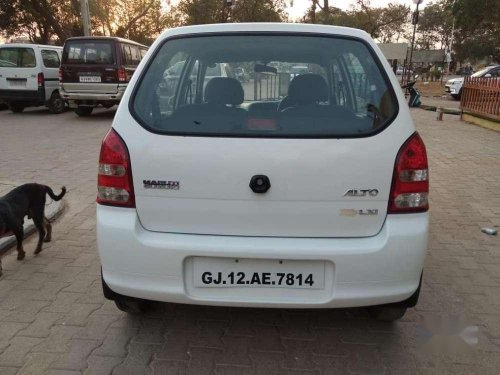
[123,44,141,66]
[63,41,115,65]
[41,50,60,68]
[130,46,141,65]
[132,35,398,138]
[0,47,36,68]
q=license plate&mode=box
[8,79,26,88]
[79,76,101,83]
[193,257,325,289]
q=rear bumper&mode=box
[60,84,126,103]
[0,89,45,103]
[97,205,428,308]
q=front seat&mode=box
[278,74,329,113]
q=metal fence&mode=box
[460,77,500,121]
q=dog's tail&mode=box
[46,186,66,201]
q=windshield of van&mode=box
[132,35,398,137]
[0,47,36,68]
[63,41,115,65]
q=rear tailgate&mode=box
[126,130,402,238]
[0,47,39,92]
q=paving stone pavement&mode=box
[0,106,499,375]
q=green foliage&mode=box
[452,0,500,63]
[416,1,454,50]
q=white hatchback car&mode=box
[97,23,429,321]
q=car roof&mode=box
[159,23,371,41]
[0,43,62,50]
[64,36,147,48]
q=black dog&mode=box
[0,183,66,260]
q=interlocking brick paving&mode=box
[0,106,499,374]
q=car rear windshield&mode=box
[131,34,398,138]
[0,47,36,68]
[62,41,115,65]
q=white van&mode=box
[97,23,429,321]
[0,44,64,113]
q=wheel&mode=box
[101,271,150,314]
[9,102,25,113]
[48,91,65,114]
[75,106,93,117]
[367,306,407,321]
[114,298,150,314]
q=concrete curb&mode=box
[419,104,461,115]
[0,199,66,257]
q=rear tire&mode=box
[101,271,150,314]
[114,298,150,314]
[75,106,93,117]
[48,91,65,114]
[9,102,25,113]
[368,306,407,321]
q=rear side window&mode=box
[0,47,36,68]
[63,41,115,65]
[41,50,60,68]
[122,44,141,66]
[132,35,398,138]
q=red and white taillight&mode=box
[58,67,63,82]
[97,129,135,207]
[388,132,429,213]
[37,72,45,87]
[117,67,127,82]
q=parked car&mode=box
[0,44,64,113]
[59,36,148,116]
[446,65,500,99]
[97,23,429,321]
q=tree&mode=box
[452,0,500,63]
[168,0,287,26]
[91,0,168,45]
[0,0,168,45]
[303,0,410,42]
[0,0,81,44]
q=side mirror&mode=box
[484,73,492,78]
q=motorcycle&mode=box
[402,78,421,108]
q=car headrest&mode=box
[288,74,329,104]
[205,77,244,105]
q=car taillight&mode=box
[37,72,45,87]
[388,132,429,213]
[117,67,126,82]
[58,68,62,82]
[97,129,135,207]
